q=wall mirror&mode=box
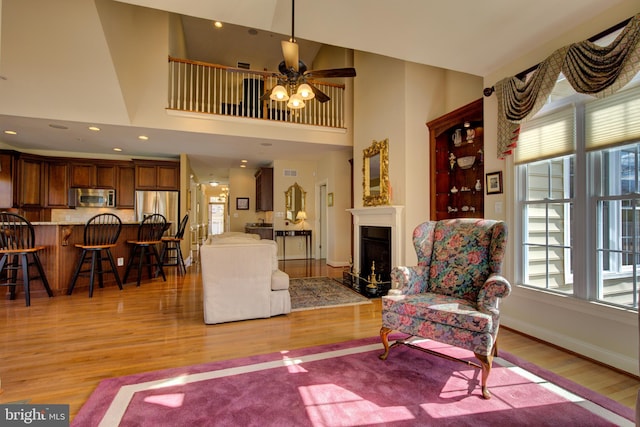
[363,138,390,206]
[285,183,306,223]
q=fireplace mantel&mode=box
[348,206,404,275]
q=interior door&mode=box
[319,184,327,259]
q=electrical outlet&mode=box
[117,257,124,266]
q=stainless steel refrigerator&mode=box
[135,191,180,236]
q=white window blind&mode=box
[515,106,576,164]
[585,85,640,151]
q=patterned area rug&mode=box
[72,336,634,426]
[289,276,371,311]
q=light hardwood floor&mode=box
[0,258,637,421]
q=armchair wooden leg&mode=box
[379,327,392,360]
[474,350,494,400]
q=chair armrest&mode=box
[477,273,511,316]
[391,265,429,295]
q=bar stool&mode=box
[67,213,123,298]
[0,212,54,306]
[160,214,189,275]
[123,214,167,286]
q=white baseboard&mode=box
[502,315,638,375]
[327,260,349,268]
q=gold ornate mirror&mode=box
[363,138,389,206]
[285,183,306,223]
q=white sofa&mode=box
[200,233,291,324]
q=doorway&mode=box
[318,182,328,260]
[209,202,226,235]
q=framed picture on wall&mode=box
[485,171,503,195]
[236,197,249,210]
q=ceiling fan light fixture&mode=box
[287,94,305,109]
[296,83,315,100]
[270,85,289,101]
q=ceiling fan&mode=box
[263,0,356,107]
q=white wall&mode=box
[0,0,352,152]
[483,0,639,374]
[316,149,353,266]
[272,159,316,259]
[353,51,482,267]
[227,168,256,232]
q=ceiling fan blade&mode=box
[304,68,357,79]
[281,40,299,72]
[308,82,330,103]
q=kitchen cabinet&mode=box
[96,165,116,188]
[46,161,69,207]
[427,98,484,220]
[70,163,116,188]
[0,151,15,208]
[70,164,94,188]
[16,155,43,207]
[135,161,179,190]
[254,167,273,211]
[157,164,179,189]
[117,166,135,208]
[5,151,179,212]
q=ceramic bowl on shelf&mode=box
[457,156,476,169]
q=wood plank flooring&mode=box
[0,258,637,422]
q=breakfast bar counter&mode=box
[11,222,150,300]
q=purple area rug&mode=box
[73,336,634,426]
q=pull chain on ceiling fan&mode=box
[265,0,356,109]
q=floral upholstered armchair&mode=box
[379,218,510,399]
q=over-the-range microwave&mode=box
[69,188,116,208]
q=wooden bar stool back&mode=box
[123,214,167,286]
[0,212,53,306]
[161,214,189,275]
[67,213,123,298]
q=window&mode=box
[594,144,640,307]
[516,79,640,310]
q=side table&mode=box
[275,229,312,260]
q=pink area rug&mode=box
[73,336,634,426]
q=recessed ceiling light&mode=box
[209,182,219,187]
[241,159,248,163]
[88,126,100,131]
[248,28,258,36]
[138,135,149,141]
[49,124,68,130]
[240,164,246,168]
[4,130,17,135]
[213,21,223,28]
[113,147,123,152]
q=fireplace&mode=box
[347,206,404,297]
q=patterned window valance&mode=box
[494,13,640,159]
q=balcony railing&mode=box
[167,57,347,128]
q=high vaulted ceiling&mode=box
[0,0,629,183]
[118,0,625,76]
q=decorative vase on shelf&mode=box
[475,179,482,191]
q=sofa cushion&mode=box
[271,269,289,290]
[382,292,493,333]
